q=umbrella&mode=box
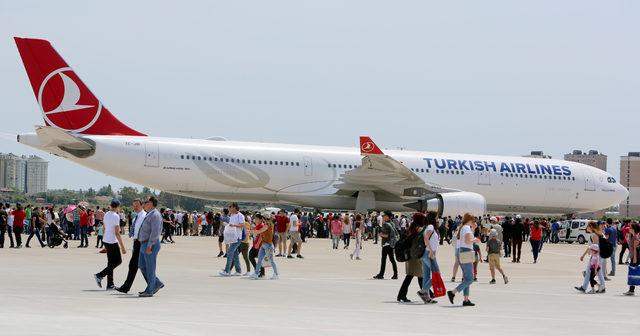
[64,205,76,214]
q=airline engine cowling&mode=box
[421,191,486,217]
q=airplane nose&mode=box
[617,184,630,203]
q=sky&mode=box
[0,1,638,191]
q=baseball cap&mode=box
[490,216,497,222]
[110,199,121,208]
[489,229,498,237]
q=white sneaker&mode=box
[219,271,231,277]
[586,289,596,294]
[242,272,251,276]
[231,272,242,277]
[270,274,279,280]
[249,273,259,280]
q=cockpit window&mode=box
[607,177,616,183]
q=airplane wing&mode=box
[336,136,457,198]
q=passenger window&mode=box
[572,222,579,229]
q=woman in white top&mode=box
[350,214,363,260]
[447,213,480,307]
[418,212,440,303]
[342,215,352,249]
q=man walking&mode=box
[0,204,7,248]
[94,199,127,290]
[604,218,618,276]
[12,203,26,248]
[26,206,46,248]
[115,199,147,294]
[138,196,165,297]
[77,205,89,248]
[373,210,398,280]
[219,203,245,276]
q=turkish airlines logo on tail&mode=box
[37,67,102,132]
[361,141,375,153]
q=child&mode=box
[95,222,104,248]
[586,244,601,294]
[487,229,508,284]
[473,242,482,281]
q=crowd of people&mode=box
[1,200,639,302]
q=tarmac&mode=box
[0,235,637,336]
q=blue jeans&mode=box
[139,241,163,295]
[74,221,80,239]
[455,247,474,297]
[255,243,278,276]
[224,241,242,273]
[421,251,440,291]
[610,245,617,274]
[581,256,605,290]
[80,226,88,246]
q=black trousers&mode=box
[119,240,146,291]
[26,227,45,247]
[619,243,629,264]
[96,243,122,287]
[7,226,15,247]
[249,247,265,276]
[0,226,6,247]
[397,275,423,300]
[13,227,23,247]
[377,245,398,277]
[342,233,350,247]
[512,239,522,262]
[503,238,511,257]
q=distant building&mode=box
[523,151,552,159]
[26,155,48,194]
[564,150,607,172]
[0,153,48,194]
[620,152,640,218]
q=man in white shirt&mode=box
[219,203,245,276]
[287,208,304,259]
[115,199,147,294]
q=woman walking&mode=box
[447,213,480,306]
[342,215,352,249]
[574,221,606,294]
[350,214,363,260]
[330,215,342,249]
[94,199,127,290]
[396,213,425,303]
[250,214,279,280]
[530,220,542,263]
[418,212,440,303]
[240,218,252,276]
[623,223,640,296]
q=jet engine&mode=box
[406,191,486,217]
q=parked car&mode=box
[558,220,592,244]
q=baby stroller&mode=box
[48,224,69,249]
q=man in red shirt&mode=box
[274,210,289,257]
[12,203,26,248]
[78,205,90,248]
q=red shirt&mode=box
[13,209,26,228]
[79,210,89,227]
[275,215,289,233]
[252,222,264,249]
[530,226,542,241]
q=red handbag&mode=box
[431,271,446,298]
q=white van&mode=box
[558,220,592,244]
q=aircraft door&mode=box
[144,142,159,167]
[583,170,595,191]
[304,156,313,176]
[477,171,491,185]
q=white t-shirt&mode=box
[132,210,147,240]
[103,211,120,244]
[424,224,439,252]
[7,210,14,227]
[224,212,245,242]
[342,221,352,234]
[458,225,474,249]
[289,214,299,232]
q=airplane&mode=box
[12,37,629,217]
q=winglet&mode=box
[359,136,384,155]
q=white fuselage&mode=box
[18,134,628,214]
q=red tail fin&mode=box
[14,37,145,136]
[359,136,384,155]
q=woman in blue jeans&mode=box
[418,212,440,304]
[447,213,480,307]
[249,214,279,280]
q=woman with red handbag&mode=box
[418,212,441,304]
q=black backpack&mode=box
[394,233,413,262]
[410,228,427,260]
[599,235,613,259]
